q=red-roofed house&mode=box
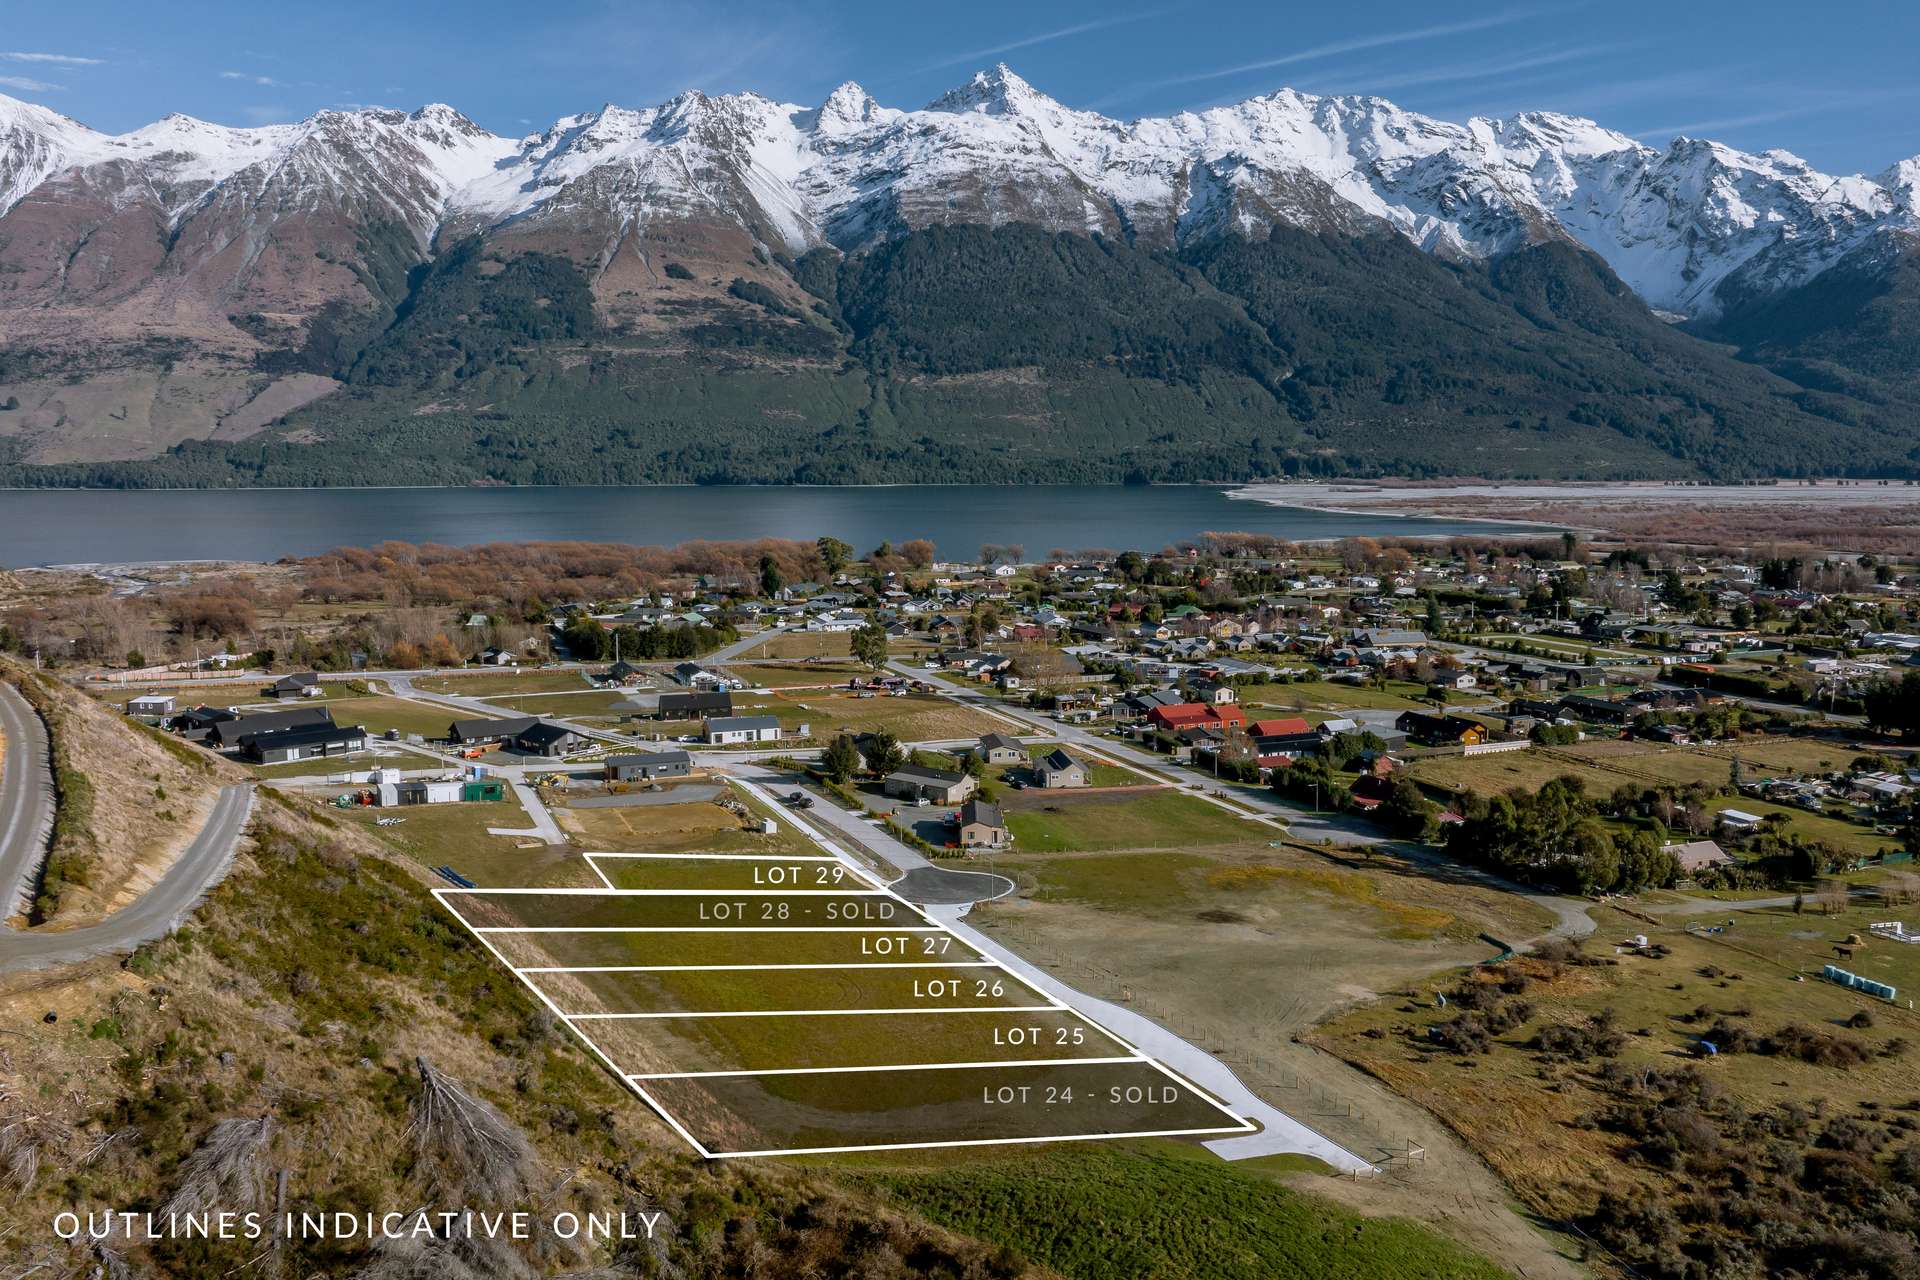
[1146,702,1247,733]
[1248,717,1310,738]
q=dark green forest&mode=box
[4,223,1916,488]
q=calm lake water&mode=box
[0,485,1553,567]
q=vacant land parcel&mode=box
[435,851,1251,1157]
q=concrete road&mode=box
[0,682,55,919]
[0,784,255,973]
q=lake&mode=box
[0,485,1554,567]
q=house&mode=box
[1348,774,1395,810]
[673,662,727,688]
[955,798,1010,849]
[655,690,733,720]
[603,660,646,686]
[1354,629,1428,649]
[125,694,176,719]
[1717,809,1767,833]
[1247,717,1311,738]
[238,720,369,765]
[1036,748,1088,789]
[1394,711,1488,747]
[703,714,782,745]
[478,647,519,666]
[605,751,693,782]
[1146,702,1247,733]
[448,715,540,745]
[973,732,1026,766]
[511,721,579,758]
[1252,731,1324,768]
[1558,695,1634,726]
[883,765,977,805]
[265,672,322,698]
[208,706,334,750]
[1431,670,1477,691]
[173,705,238,741]
[1664,839,1733,874]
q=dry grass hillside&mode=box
[3,661,241,924]
[0,788,1041,1280]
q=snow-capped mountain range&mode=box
[2,64,1914,322]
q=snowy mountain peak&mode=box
[926,63,1051,116]
[808,81,891,134]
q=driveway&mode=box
[0,784,255,973]
[0,682,55,919]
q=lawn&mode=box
[589,853,859,891]
[485,927,988,969]
[754,631,868,660]
[485,690,639,719]
[998,743,1142,788]
[554,791,818,855]
[1238,679,1440,713]
[342,801,591,888]
[1704,795,1888,858]
[829,1142,1509,1280]
[759,689,1003,742]
[412,669,602,695]
[728,661,866,688]
[998,789,1257,852]
[524,961,1047,1015]
[323,694,469,740]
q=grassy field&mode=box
[829,1142,1510,1280]
[1703,794,1888,858]
[1238,679,1441,713]
[412,669,601,695]
[754,631,867,659]
[486,927,988,968]
[590,853,859,891]
[998,743,1141,788]
[1408,735,1867,802]
[728,661,866,688]
[524,960,1047,1015]
[759,689,1002,742]
[999,789,1257,852]
[485,690,640,719]
[342,801,592,887]
[323,694,468,740]
[554,792,818,855]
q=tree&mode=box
[850,620,889,672]
[861,731,906,776]
[817,536,854,576]
[759,554,784,598]
[822,735,861,784]
[1380,776,1438,840]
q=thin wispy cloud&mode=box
[221,70,286,87]
[1094,4,1553,107]
[2,51,103,66]
[0,75,61,93]
[1637,86,1920,141]
[1340,44,1625,97]
[909,9,1174,77]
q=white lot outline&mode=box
[434,836,1256,1157]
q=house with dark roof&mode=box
[512,721,578,757]
[265,672,322,698]
[208,706,334,750]
[1036,748,1088,789]
[238,720,369,764]
[447,715,540,745]
[955,798,1009,849]
[883,765,977,805]
[657,690,733,719]
[605,751,692,782]
[1394,711,1488,747]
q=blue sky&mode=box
[5,0,1916,173]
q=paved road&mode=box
[0,682,55,919]
[0,784,255,973]
[707,624,796,664]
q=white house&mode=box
[702,714,782,745]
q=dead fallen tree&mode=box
[408,1056,538,1203]
[161,1115,274,1218]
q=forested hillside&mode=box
[2,224,1914,488]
